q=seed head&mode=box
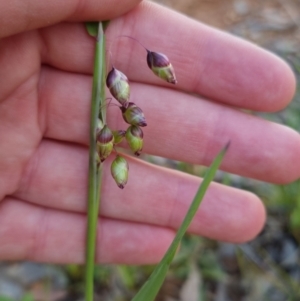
[121,102,147,127]
[113,130,126,145]
[125,125,144,156]
[111,155,129,189]
[96,125,114,162]
[147,51,177,84]
[106,67,130,106]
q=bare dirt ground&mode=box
[153,0,300,52]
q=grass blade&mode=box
[132,142,230,301]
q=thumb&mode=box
[0,0,142,38]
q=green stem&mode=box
[85,22,106,301]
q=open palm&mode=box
[1,0,299,264]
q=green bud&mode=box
[125,125,144,156]
[96,118,104,134]
[111,155,129,189]
[106,67,130,106]
[97,125,114,162]
[113,130,126,145]
[95,151,101,168]
[121,102,147,127]
[147,51,177,84]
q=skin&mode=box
[0,0,299,264]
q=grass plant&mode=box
[84,21,229,301]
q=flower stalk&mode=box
[84,24,177,300]
[85,21,107,301]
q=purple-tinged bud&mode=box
[113,130,126,145]
[125,125,144,156]
[96,125,114,162]
[121,102,147,127]
[106,67,130,106]
[111,155,129,189]
[147,51,177,84]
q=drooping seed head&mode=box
[146,51,177,84]
[106,67,130,106]
[96,125,114,162]
[112,130,126,145]
[111,155,129,189]
[120,102,147,127]
[125,125,144,156]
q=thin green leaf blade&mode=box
[132,142,229,301]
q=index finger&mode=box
[40,1,296,112]
[0,0,141,38]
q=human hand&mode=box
[0,0,299,264]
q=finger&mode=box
[39,67,300,183]
[0,0,141,38]
[39,2,296,111]
[0,198,174,263]
[14,139,265,243]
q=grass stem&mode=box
[85,22,106,301]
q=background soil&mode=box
[154,0,300,50]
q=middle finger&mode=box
[39,67,300,183]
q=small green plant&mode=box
[0,294,34,301]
